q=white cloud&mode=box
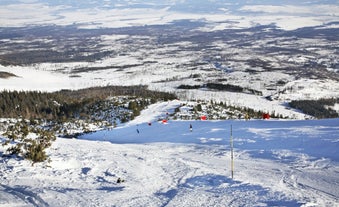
[239,5,339,16]
[18,0,39,2]
[0,3,69,27]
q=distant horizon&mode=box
[1,0,338,30]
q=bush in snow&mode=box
[1,120,56,164]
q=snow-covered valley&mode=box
[1,20,338,119]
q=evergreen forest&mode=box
[0,86,176,121]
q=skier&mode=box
[189,124,193,132]
[136,125,140,134]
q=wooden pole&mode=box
[230,124,234,179]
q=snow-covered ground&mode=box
[1,102,338,207]
[2,61,339,120]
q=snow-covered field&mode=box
[2,62,338,120]
[1,102,338,207]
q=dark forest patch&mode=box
[0,71,18,79]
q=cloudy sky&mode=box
[0,0,338,30]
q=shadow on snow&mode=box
[155,174,302,207]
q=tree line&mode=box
[0,86,176,121]
[177,83,263,95]
[289,98,339,118]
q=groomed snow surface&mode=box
[1,102,338,207]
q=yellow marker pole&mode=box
[230,124,234,179]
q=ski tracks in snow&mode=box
[149,147,300,207]
[0,184,49,207]
[280,166,339,206]
[0,158,48,206]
